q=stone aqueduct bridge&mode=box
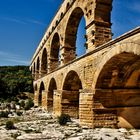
[30,0,140,128]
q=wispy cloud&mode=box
[0,51,29,65]
[0,17,46,26]
[5,58,29,65]
[26,19,46,26]
[1,17,27,25]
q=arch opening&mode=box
[64,7,86,63]
[34,84,37,91]
[36,57,40,79]
[41,48,48,76]
[50,33,61,71]
[66,3,70,10]
[38,82,45,106]
[33,62,35,75]
[48,78,57,112]
[94,52,140,128]
[62,71,82,118]
[76,16,86,57]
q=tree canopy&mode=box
[0,66,33,99]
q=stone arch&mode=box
[36,57,40,79]
[64,7,87,63]
[66,2,70,10]
[30,66,32,73]
[41,48,48,76]
[34,83,37,91]
[93,42,140,128]
[93,42,140,88]
[95,52,140,89]
[55,20,59,26]
[38,81,45,106]
[50,33,61,71]
[47,78,57,112]
[62,70,82,118]
[33,62,35,74]
[60,12,64,19]
[52,26,55,32]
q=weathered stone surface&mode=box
[0,108,140,140]
[30,0,140,129]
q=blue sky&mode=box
[0,0,140,66]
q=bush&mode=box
[24,99,34,110]
[20,100,25,108]
[16,111,22,116]
[5,121,15,130]
[58,114,71,125]
[0,111,9,118]
[11,133,21,139]
[24,129,34,133]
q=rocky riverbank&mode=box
[0,108,140,140]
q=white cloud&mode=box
[1,17,27,25]
[26,19,46,26]
[0,17,46,27]
[5,58,29,65]
[0,51,30,65]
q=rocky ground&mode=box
[0,108,140,140]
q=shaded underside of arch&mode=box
[36,57,40,79]
[34,83,37,91]
[62,70,82,118]
[50,33,60,71]
[96,52,140,89]
[41,48,48,75]
[94,52,140,128]
[48,78,57,112]
[38,82,45,106]
[63,70,82,91]
[36,57,40,71]
[33,62,35,74]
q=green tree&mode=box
[0,66,33,100]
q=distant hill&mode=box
[0,66,33,100]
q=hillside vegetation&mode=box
[0,66,33,101]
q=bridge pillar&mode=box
[46,91,54,112]
[79,89,118,128]
[35,70,39,80]
[61,90,79,118]
[53,90,62,116]
[40,70,47,78]
[53,90,79,118]
[94,89,140,128]
[61,46,76,64]
[34,91,39,107]
[79,90,94,128]
[86,21,112,52]
[41,90,47,110]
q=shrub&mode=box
[24,99,34,110]
[24,129,33,133]
[12,97,19,103]
[0,111,9,118]
[20,100,25,108]
[5,121,15,130]
[19,93,28,100]
[58,114,71,125]
[11,133,21,139]
[16,111,22,116]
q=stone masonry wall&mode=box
[30,0,140,129]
